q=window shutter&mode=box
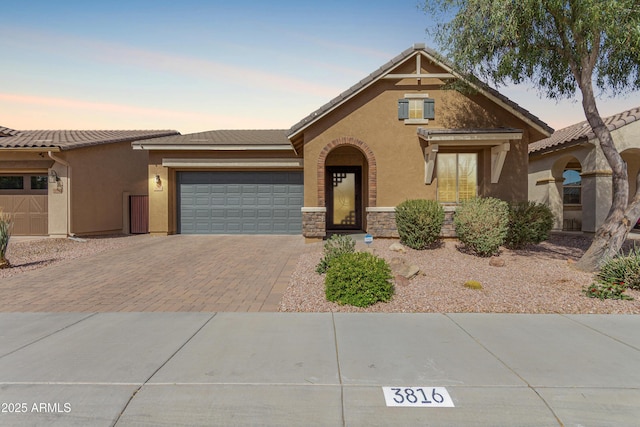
[423,98,435,119]
[398,99,409,119]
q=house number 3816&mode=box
[382,387,454,407]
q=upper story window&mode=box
[398,94,435,124]
[563,168,581,205]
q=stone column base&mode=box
[441,206,457,238]
[302,208,326,238]
[366,208,399,238]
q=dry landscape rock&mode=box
[280,234,640,314]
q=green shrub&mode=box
[596,247,640,290]
[315,234,356,274]
[505,201,554,249]
[395,199,445,249]
[463,280,483,290]
[0,210,12,269]
[453,197,509,257]
[583,282,633,300]
[325,252,394,307]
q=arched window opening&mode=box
[562,161,582,231]
[562,165,581,205]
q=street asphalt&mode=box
[1,312,639,426]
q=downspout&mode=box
[47,151,73,237]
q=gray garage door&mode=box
[178,171,303,234]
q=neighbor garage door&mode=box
[178,171,303,234]
[0,174,48,236]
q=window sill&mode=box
[403,119,430,125]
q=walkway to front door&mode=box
[0,235,307,312]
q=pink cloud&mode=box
[0,92,211,120]
[3,28,343,99]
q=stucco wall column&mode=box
[148,165,171,235]
[581,171,612,233]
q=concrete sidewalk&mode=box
[0,313,639,426]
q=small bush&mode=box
[395,199,445,249]
[505,202,554,249]
[454,197,509,257]
[463,280,483,290]
[315,234,356,274]
[325,252,394,307]
[583,282,633,300]
[596,247,640,290]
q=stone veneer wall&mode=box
[305,207,458,239]
[367,207,458,238]
[441,208,457,238]
[302,211,326,238]
[366,211,399,238]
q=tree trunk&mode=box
[573,75,631,272]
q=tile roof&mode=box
[0,129,180,150]
[529,106,640,154]
[287,44,553,140]
[133,129,291,147]
[0,126,20,137]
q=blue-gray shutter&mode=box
[398,99,409,119]
[423,98,435,119]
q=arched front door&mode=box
[326,166,362,231]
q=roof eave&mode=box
[0,146,61,152]
[132,144,295,151]
[287,46,419,140]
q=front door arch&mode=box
[317,137,377,207]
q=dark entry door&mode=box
[326,166,362,231]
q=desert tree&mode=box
[423,0,640,271]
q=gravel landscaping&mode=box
[279,233,640,314]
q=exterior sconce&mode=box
[154,174,163,192]
[49,170,59,183]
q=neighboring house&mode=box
[0,128,179,236]
[529,107,640,233]
[136,44,552,239]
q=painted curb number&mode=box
[382,387,454,407]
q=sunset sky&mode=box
[2,0,638,134]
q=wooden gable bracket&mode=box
[491,142,510,184]
[424,144,438,184]
[382,52,455,81]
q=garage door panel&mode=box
[178,171,303,234]
[0,194,48,236]
[242,210,258,219]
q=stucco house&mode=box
[0,128,178,237]
[529,106,640,233]
[136,44,552,239]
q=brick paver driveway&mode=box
[0,235,307,312]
